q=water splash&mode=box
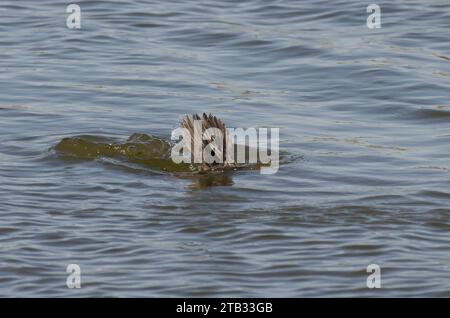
[54,133,292,190]
[55,133,192,173]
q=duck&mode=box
[180,113,234,172]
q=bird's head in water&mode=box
[181,113,231,171]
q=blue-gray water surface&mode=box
[1,0,450,297]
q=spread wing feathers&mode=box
[181,113,228,161]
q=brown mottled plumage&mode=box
[181,113,231,171]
